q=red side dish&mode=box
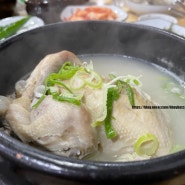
[64,6,118,21]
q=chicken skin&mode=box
[5,51,98,158]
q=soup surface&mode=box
[1,51,185,162]
[79,54,185,161]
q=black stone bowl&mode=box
[0,21,185,185]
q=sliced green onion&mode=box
[32,62,78,108]
[70,69,103,89]
[32,58,137,139]
[58,61,81,79]
[121,81,135,106]
[70,74,85,90]
[134,134,159,156]
[133,79,140,86]
[52,92,82,105]
[124,75,142,87]
[84,70,103,88]
[46,78,73,94]
[108,74,135,106]
[104,87,117,139]
[69,70,88,90]
[32,94,46,108]
[102,74,136,139]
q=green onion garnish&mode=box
[134,133,159,156]
[32,61,103,108]
[31,60,139,141]
[52,92,82,105]
[97,74,136,139]
[121,81,135,106]
[58,61,81,80]
[32,94,46,109]
[108,74,135,107]
[103,83,134,139]
[104,87,117,139]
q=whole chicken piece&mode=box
[3,50,172,161]
[6,50,98,159]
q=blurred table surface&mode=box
[14,0,185,27]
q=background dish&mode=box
[0,16,45,35]
[60,5,128,21]
[138,13,177,24]
[135,19,185,38]
[125,0,169,14]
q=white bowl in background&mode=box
[125,0,170,14]
[138,13,177,24]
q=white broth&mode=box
[79,54,185,158]
[3,51,185,162]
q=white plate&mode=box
[60,5,128,22]
[0,16,45,36]
[135,19,185,38]
[138,13,177,24]
[125,0,169,14]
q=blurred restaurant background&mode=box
[0,0,185,24]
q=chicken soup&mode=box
[0,51,184,162]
